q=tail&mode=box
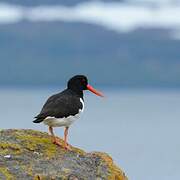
[33,115,44,123]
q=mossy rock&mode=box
[0,129,128,180]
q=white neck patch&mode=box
[80,98,84,112]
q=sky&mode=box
[0,0,180,39]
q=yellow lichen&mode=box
[0,142,21,155]
[33,175,42,180]
[0,167,14,180]
[14,133,57,158]
[33,175,58,180]
[20,164,33,176]
[71,146,86,155]
[92,152,128,180]
[13,130,85,158]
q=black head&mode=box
[67,75,104,97]
[67,75,88,91]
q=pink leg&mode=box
[49,126,62,147]
[64,127,72,150]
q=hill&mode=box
[0,21,180,87]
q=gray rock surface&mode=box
[0,129,128,180]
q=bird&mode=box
[33,75,104,150]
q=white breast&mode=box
[43,98,84,127]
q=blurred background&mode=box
[0,0,180,179]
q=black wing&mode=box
[33,90,83,123]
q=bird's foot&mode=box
[52,139,63,147]
[64,143,72,151]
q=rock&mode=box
[0,129,128,180]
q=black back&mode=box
[33,89,83,123]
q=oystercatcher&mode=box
[33,75,103,150]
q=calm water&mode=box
[0,88,180,180]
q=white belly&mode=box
[43,98,84,127]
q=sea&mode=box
[0,87,180,180]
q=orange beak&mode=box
[86,84,104,97]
